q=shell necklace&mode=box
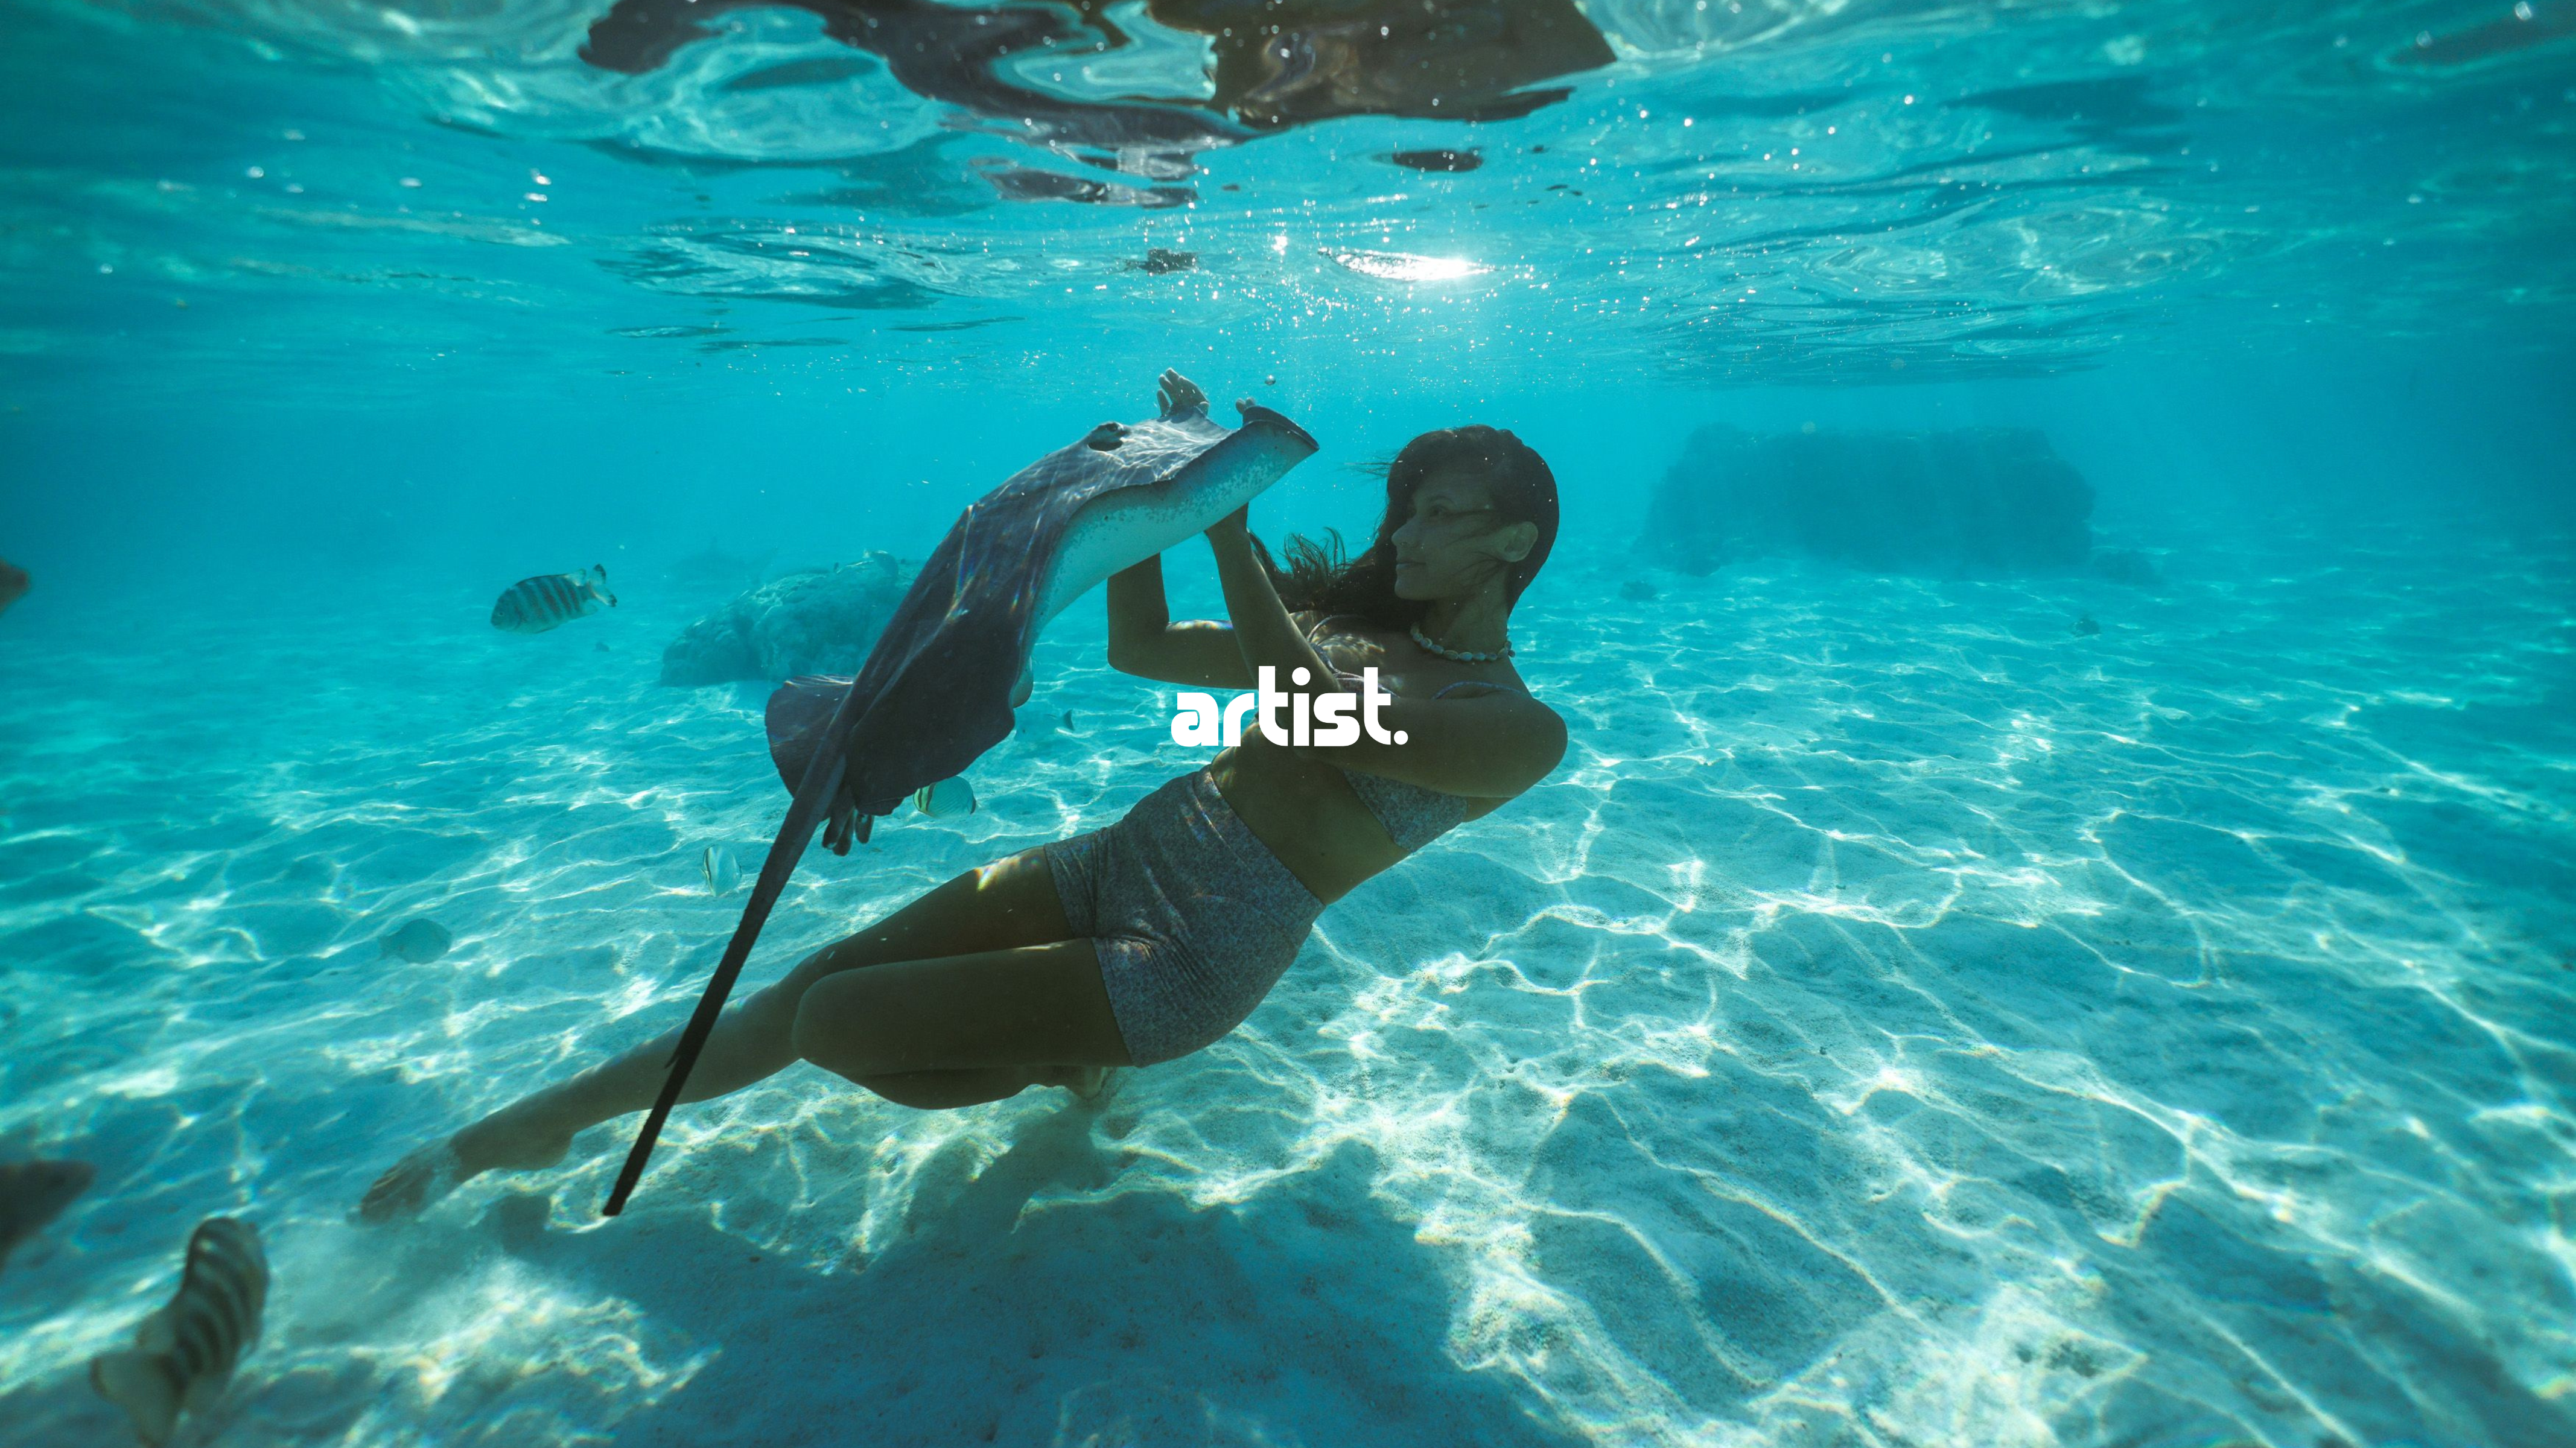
[1410,622,1513,663]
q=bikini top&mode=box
[1340,769,1475,853]
[1330,676,1516,852]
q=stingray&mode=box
[603,395,1317,1214]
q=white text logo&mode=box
[1169,667,1409,748]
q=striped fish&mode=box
[701,844,739,895]
[490,564,615,634]
[911,776,976,818]
[91,1217,268,1447]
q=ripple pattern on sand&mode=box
[2,526,2571,1446]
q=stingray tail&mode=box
[91,1348,183,1447]
[603,696,871,1215]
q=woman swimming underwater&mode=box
[361,370,1566,1218]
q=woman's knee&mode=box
[778,941,862,1001]
[789,970,885,1076]
[856,1069,1031,1110]
[771,907,938,1008]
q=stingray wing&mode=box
[778,408,1306,849]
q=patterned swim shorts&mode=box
[1040,768,1325,1066]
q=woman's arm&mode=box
[1105,554,1255,688]
[1205,511,1567,798]
[1100,367,1253,688]
[1317,688,1568,798]
[1205,509,1338,690]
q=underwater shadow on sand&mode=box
[485,1113,1583,1447]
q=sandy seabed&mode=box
[3,520,2571,1448]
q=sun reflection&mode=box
[1320,249,1495,282]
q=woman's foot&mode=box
[357,1141,465,1222]
[358,1100,579,1222]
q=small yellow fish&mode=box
[911,776,976,818]
[91,1218,268,1447]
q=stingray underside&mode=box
[769,402,1316,850]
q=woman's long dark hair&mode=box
[1256,425,1559,629]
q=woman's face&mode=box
[1389,470,1536,602]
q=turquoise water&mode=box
[4,1,2574,1445]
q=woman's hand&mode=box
[1201,497,1337,697]
[1157,369,1209,421]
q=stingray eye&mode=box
[1084,422,1127,451]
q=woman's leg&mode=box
[790,939,1131,1085]
[360,847,1108,1219]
